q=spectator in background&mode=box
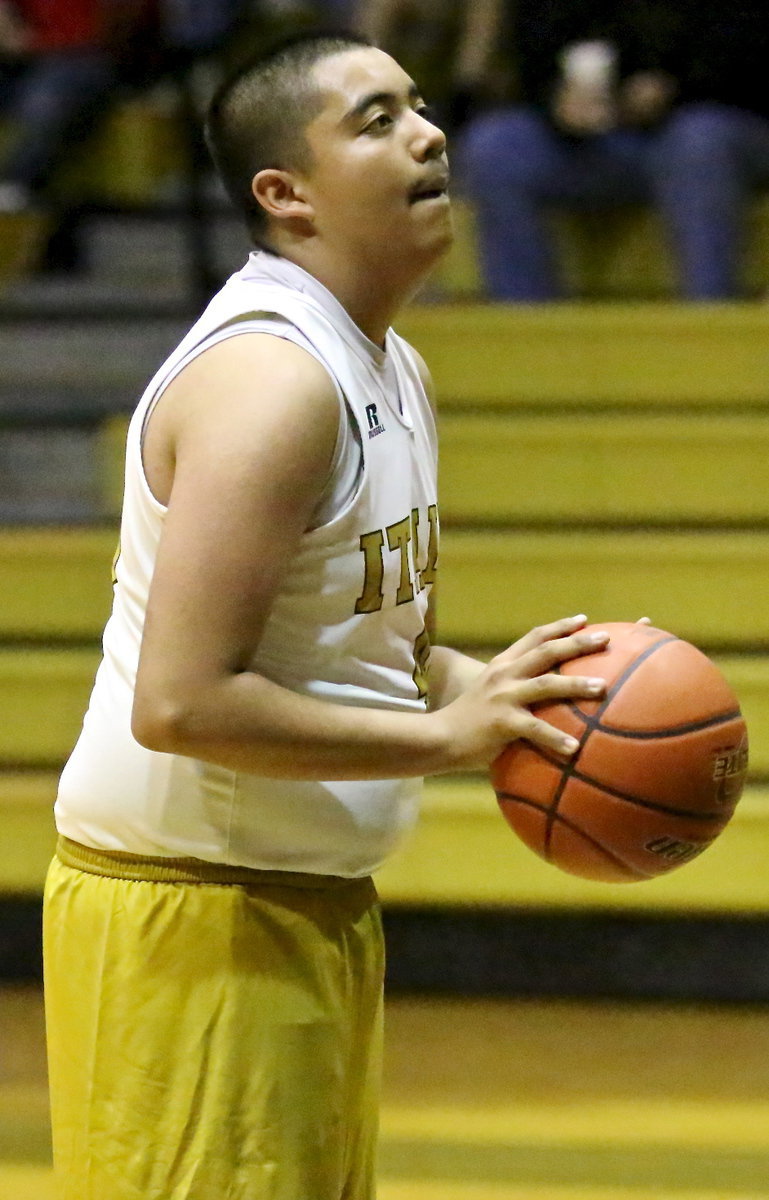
[353,0,479,139]
[456,0,769,301]
[120,0,243,80]
[0,0,244,276]
[0,0,133,213]
[0,0,245,211]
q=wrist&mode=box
[427,645,486,711]
[418,707,460,774]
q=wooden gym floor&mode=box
[3,987,769,1199]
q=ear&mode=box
[251,168,314,224]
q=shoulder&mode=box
[169,331,338,433]
[144,332,341,508]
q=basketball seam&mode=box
[543,633,677,861]
[496,792,654,880]
[563,707,743,741]
[500,762,733,822]
[592,633,680,721]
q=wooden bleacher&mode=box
[3,303,769,916]
[437,196,769,300]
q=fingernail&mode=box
[589,631,609,644]
[563,736,580,754]
[587,679,605,693]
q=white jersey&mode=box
[55,252,439,877]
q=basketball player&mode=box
[43,31,609,1200]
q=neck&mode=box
[268,233,440,346]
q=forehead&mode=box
[309,46,415,122]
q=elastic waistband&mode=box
[56,836,367,890]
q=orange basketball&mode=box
[491,623,748,883]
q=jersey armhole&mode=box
[136,315,363,523]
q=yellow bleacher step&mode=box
[0,211,51,284]
[0,647,765,772]
[1,527,767,647]
[378,776,769,913]
[3,770,769,912]
[439,411,769,523]
[437,529,769,647]
[431,195,769,299]
[0,647,99,764]
[0,527,114,638]
[397,304,769,407]
[99,304,769,418]
[100,411,769,526]
[0,772,58,892]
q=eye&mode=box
[415,103,436,122]
[363,112,394,135]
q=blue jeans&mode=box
[458,103,769,299]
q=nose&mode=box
[411,109,447,160]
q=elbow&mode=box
[131,693,195,756]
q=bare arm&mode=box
[132,335,607,779]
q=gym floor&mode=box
[3,986,769,1199]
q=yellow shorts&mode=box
[43,838,384,1200]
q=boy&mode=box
[44,30,607,1199]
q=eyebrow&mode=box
[342,81,421,124]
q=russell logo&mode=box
[365,402,386,439]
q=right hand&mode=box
[435,615,609,769]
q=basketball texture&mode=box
[491,623,748,883]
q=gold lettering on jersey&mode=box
[355,504,439,613]
[419,504,439,589]
[354,530,386,613]
[411,508,422,592]
[412,626,431,701]
[387,515,415,606]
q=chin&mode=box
[390,233,453,285]
[418,219,456,266]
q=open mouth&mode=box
[409,186,449,204]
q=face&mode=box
[293,46,452,270]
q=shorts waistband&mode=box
[56,836,367,890]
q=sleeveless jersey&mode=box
[55,252,439,877]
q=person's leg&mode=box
[648,102,769,298]
[0,50,115,194]
[44,852,384,1200]
[458,108,566,299]
[457,107,649,300]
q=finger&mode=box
[506,627,610,677]
[509,614,589,656]
[516,671,606,707]
[514,711,582,758]
[511,671,607,757]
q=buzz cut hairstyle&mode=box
[205,29,374,247]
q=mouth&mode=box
[409,176,450,204]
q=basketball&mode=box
[491,622,748,883]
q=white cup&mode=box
[559,40,617,91]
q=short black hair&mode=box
[205,29,374,247]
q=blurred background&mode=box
[3,1,769,1197]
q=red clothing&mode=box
[13,0,105,51]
